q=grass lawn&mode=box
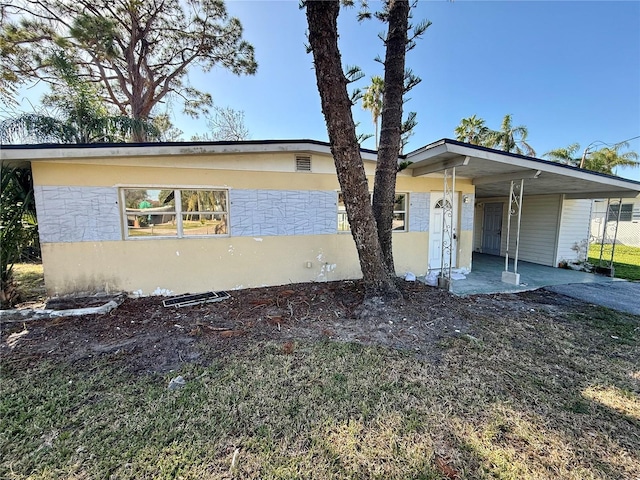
[588,244,640,281]
[2,305,639,479]
[10,263,45,303]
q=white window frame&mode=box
[121,187,229,240]
[392,193,408,232]
[337,191,408,233]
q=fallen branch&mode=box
[0,294,127,323]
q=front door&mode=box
[429,194,458,271]
[482,202,503,255]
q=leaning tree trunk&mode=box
[306,0,399,299]
[372,0,410,273]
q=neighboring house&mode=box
[590,199,640,247]
[2,139,639,296]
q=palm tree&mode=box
[454,114,490,145]
[485,114,536,156]
[543,143,581,166]
[361,75,384,148]
[583,142,639,175]
[0,52,157,145]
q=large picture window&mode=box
[123,188,228,238]
[337,192,407,232]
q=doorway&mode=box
[482,202,503,255]
[429,194,458,270]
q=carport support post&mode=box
[438,167,456,291]
[502,179,524,285]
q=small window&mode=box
[393,193,407,231]
[337,192,350,232]
[123,188,228,238]
[180,190,228,236]
[337,192,407,232]
[435,199,452,209]
[607,203,633,222]
[124,189,177,237]
[295,155,311,172]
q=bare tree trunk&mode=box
[306,0,399,299]
[372,0,410,273]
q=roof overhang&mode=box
[2,138,639,200]
[0,139,380,165]
[406,139,640,199]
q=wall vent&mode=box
[295,155,312,172]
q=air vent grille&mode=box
[295,156,311,172]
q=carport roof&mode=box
[405,139,640,199]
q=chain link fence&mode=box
[589,199,640,277]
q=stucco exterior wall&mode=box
[30,151,475,295]
[40,233,432,296]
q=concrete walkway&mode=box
[449,253,622,296]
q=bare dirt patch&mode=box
[1,279,597,374]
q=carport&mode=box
[452,252,623,296]
[405,139,640,290]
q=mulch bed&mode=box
[0,280,580,373]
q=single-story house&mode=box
[2,139,639,296]
[590,198,640,248]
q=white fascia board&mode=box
[412,156,470,176]
[443,142,640,192]
[564,191,640,200]
[404,141,448,163]
[1,141,380,163]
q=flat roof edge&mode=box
[0,138,383,163]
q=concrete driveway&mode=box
[447,254,640,315]
[545,281,640,315]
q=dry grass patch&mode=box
[1,294,639,479]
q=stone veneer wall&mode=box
[35,186,121,243]
[229,189,337,236]
[408,192,430,232]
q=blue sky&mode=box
[13,1,640,181]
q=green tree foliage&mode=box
[455,114,536,156]
[485,114,536,156]
[583,142,639,175]
[543,143,581,166]
[0,166,37,307]
[361,76,417,153]
[2,0,257,141]
[0,53,158,144]
[454,114,490,145]
[151,114,184,142]
[544,141,639,175]
[361,75,384,148]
